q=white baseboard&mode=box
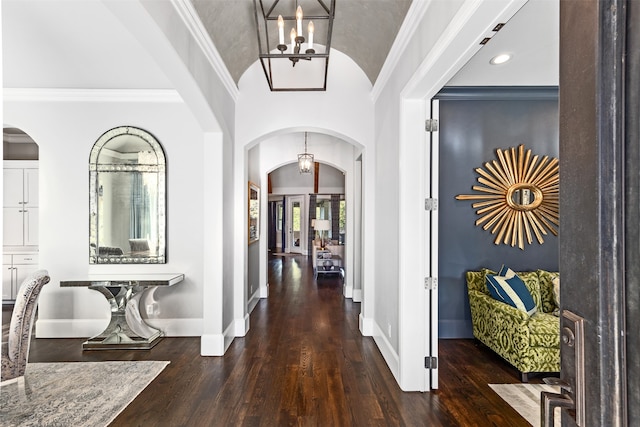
[234,314,250,337]
[202,321,236,356]
[201,333,225,356]
[372,321,400,385]
[35,318,202,338]
[248,288,261,313]
[343,283,353,299]
[35,318,107,338]
[359,314,373,336]
[260,283,269,298]
[146,318,203,336]
[352,289,362,302]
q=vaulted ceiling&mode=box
[191,0,413,86]
[2,0,558,93]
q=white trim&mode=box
[234,314,250,337]
[343,281,353,299]
[371,0,432,102]
[373,321,400,386]
[223,320,236,352]
[248,287,261,313]
[201,333,225,356]
[35,318,203,338]
[352,288,362,303]
[359,313,374,336]
[401,0,527,99]
[3,88,183,103]
[259,282,269,298]
[202,320,236,356]
[171,0,238,101]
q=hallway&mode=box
[17,254,532,426]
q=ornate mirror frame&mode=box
[248,181,260,245]
[89,126,166,264]
[455,144,559,250]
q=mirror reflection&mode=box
[507,183,543,211]
[89,126,166,264]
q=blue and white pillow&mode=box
[486,266,537,316]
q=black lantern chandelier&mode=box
[298,132,314,174]
[253,0,336,91]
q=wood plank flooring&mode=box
[4,254,539,426]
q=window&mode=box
[277,202,283,231]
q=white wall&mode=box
[4,93,208,338]
[234,49,374,339]
[372,0,529,391]
[256,133,357,298]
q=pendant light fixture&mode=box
[298,132,314,174]
[253,0,336,91]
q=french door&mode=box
[286,195,304,254]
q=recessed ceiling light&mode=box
[490,53,512,65]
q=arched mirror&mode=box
[89,126,166,264]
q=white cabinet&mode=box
[3,161,38,247]
[2,254,39,301]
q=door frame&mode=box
[285,195,305,254]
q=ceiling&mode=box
[2,0,558,92]
[191,0,557,88]
[3,0,558,187]
[191,0,413,85]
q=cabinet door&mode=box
[2,265,14,300]
[3,169,24,207]
[3,208,24,246]
[24,168,39,207]
[15,265,38,298]
[24,208,39,246]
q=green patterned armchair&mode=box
[466,269,560,382]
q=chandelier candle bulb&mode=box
[296,6,303,37]
[277,15,284,45]
[290,28,296,52]
[308,21,314,50]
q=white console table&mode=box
[61,273,184,350]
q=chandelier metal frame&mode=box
[253,0,336,91]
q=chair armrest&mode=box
[468,290,529,324]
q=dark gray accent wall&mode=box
[436,87,559,338]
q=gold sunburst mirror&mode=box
[455,144,559,250]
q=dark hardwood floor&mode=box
[4,254,537,426]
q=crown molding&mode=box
[171,0,238,101]
[435,86,559,100]
[371,0,431,101]
[3,88,183,103]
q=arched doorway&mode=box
[2,127,40,303]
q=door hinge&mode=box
[425,277,438,290]
[425,119,439,132]
[425,198,438,211]
[425,356,438,369]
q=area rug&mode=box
[490,383,561,427]
[0,360,169,427]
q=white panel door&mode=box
[425,99,440,390]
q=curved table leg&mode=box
[83,285,163,350]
